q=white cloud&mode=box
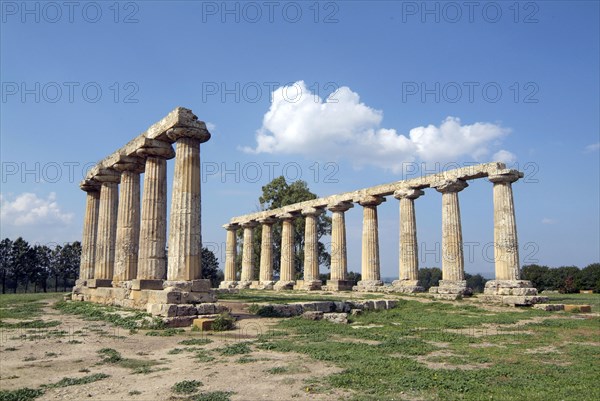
[0,192,73,227]
[244,81,512,172]
[584,142,600,153]
[541,217,557,225]
[492,149,517,164]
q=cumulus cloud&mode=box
[584,142,600,153]
[243,81,512,172]
[0,192,73,227]
[492,150,517,164]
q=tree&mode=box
[465,273,488,293]
[578,263,600,292]
[32,245,52,292]
[10,237,32,293]
[521,264,551,291]
[0,238,13,294]
[237,176,331,280]
[418,267,442,290]
[201,247,223,287]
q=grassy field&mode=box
[1,291,598,401]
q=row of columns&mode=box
[222,172,522,291]
[78,129,210,288]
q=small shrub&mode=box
[179,338,213,346]
[42,373,110,388]
[97,348,122,363]
[191,391,233,401]
[172,380,203,394]
[248,304,283,318]
[0,387,44,401]
[128,390,141,396]
[218,342,251,356]
[212,313,236,331]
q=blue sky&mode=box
[1,0,599,279]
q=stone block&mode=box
[350,309,362,316]
[325,280,354,291]
[182,291,216,304]
[313,302,335,312]
[386,300,398,309]
[147,289,181,304]
[273,281,295,291]
[298,280,322,291]
[192,318,216,331]
[302,311,324,320]
[501,295,548,306]
[215,304,231,314]
[191,279,212,292]
[564,304,592,313]
[177,304,199,316]
[323,312,348,324]
[147,303,178,317]
[131,279,164,291]
[334,301,351,313]
[87,279,113,288]
[237,281,252,289]
[373,300,387,310]
[196,303,217,315]
[533,304,565,311]
[165,316,196,328]
[219,281,238,289]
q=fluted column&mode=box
[78,181,100,283]
[220,223,239,288]
[274,212,296,290]
[239,221,258,286]
[432,179,470,296]
[301,207,323,290]
[166,127,211,283]
[258,217,276,285]
[327,201,353,290]
[135,141,174,289]
[112,158,144,284]
[357,195,385,289]
[93,169,120,287]
[392,187,425,293]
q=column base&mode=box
[87,279,113,288]
[325,280,355,291]
[483,280,539,296]
[131,279,164,291]
[112,280,133,289]
[273,280,295,291]
[250,280,275,290]
[295,280,322,291]
[219,281,238,289]
[75,279,88,287]
[236,280,252,289]
[429,280,472,298]
[353,280,384,292]
[391,280,425,293]
[163,279,212,292]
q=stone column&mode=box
[274,212,296,290]
[112,158,144,285]
[78,181,100,284]
[484,170,538,298]
[392,187,425,293]
[91,168,120,288]
[239,221,258,288]
[219,223,239,289]
[300,207,323,290]
[166,127,211,284]
[356,195,385,290]
[134,141,174,290]
[258,217,277,288]
[432,179,470,297]
[326,201,354,291]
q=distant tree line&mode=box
[417,267,488,293]
[521,264,599,293]
[0,237,81,293]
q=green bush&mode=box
[212,313,236,331]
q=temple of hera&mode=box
[73,107,545,315]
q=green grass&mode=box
[218,289,379,303]
[179,338,213,346]
[42,373,110,388]
[172,380,203,394]
[96,348,164,373]
[254,298,600,401]
[544,292,600,306]
[145,328,184,336]
[217,342,252,356]
[0,387,44,401]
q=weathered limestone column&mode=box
[112,158,144,285]
[91,169,120,288]
[484,170,538,298]
[431,179,470,297]
[219,223,239,289]
[300,207,323,290]
[134,141,175,290]
[166,127,211,284]
[274,212,296,290]
[326,201,354,291]
[239,221,258,288]
[257,217,277,289]
[356,195,385,290]
[78,181,101,283]
[392,187,425,293]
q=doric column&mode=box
[483,170,538,298]
[357,195,385,290]
[219,223,239,288]
[432,179,470,296]
[392,187,425,293]
[326,201,354,291]
[112,157,144,285]
[300,207,323,290]
[274,212,296,290]
[239,221,258,287]
[166,127,211,283]
[92,168,120,287]
[258,217,277,286]
[78,181,100,283]
[135,140,174,290]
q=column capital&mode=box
[327,201,354,213]
[95,168,121,184]
[276,212,296,221]
[433,179,468,194]
[222,223,240,231]
[258,216,277,225]
[80,179,100,192]
[112,155,145,174]
[488,169,523,184]
[166,126,211,143]
[136,139,175,159]
[241,220,259,229]
[358,195,386,207]
[394,187,424,200]
[301,207,324,217]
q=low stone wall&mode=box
[249,299,398,318]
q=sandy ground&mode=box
[0,300,350,401]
